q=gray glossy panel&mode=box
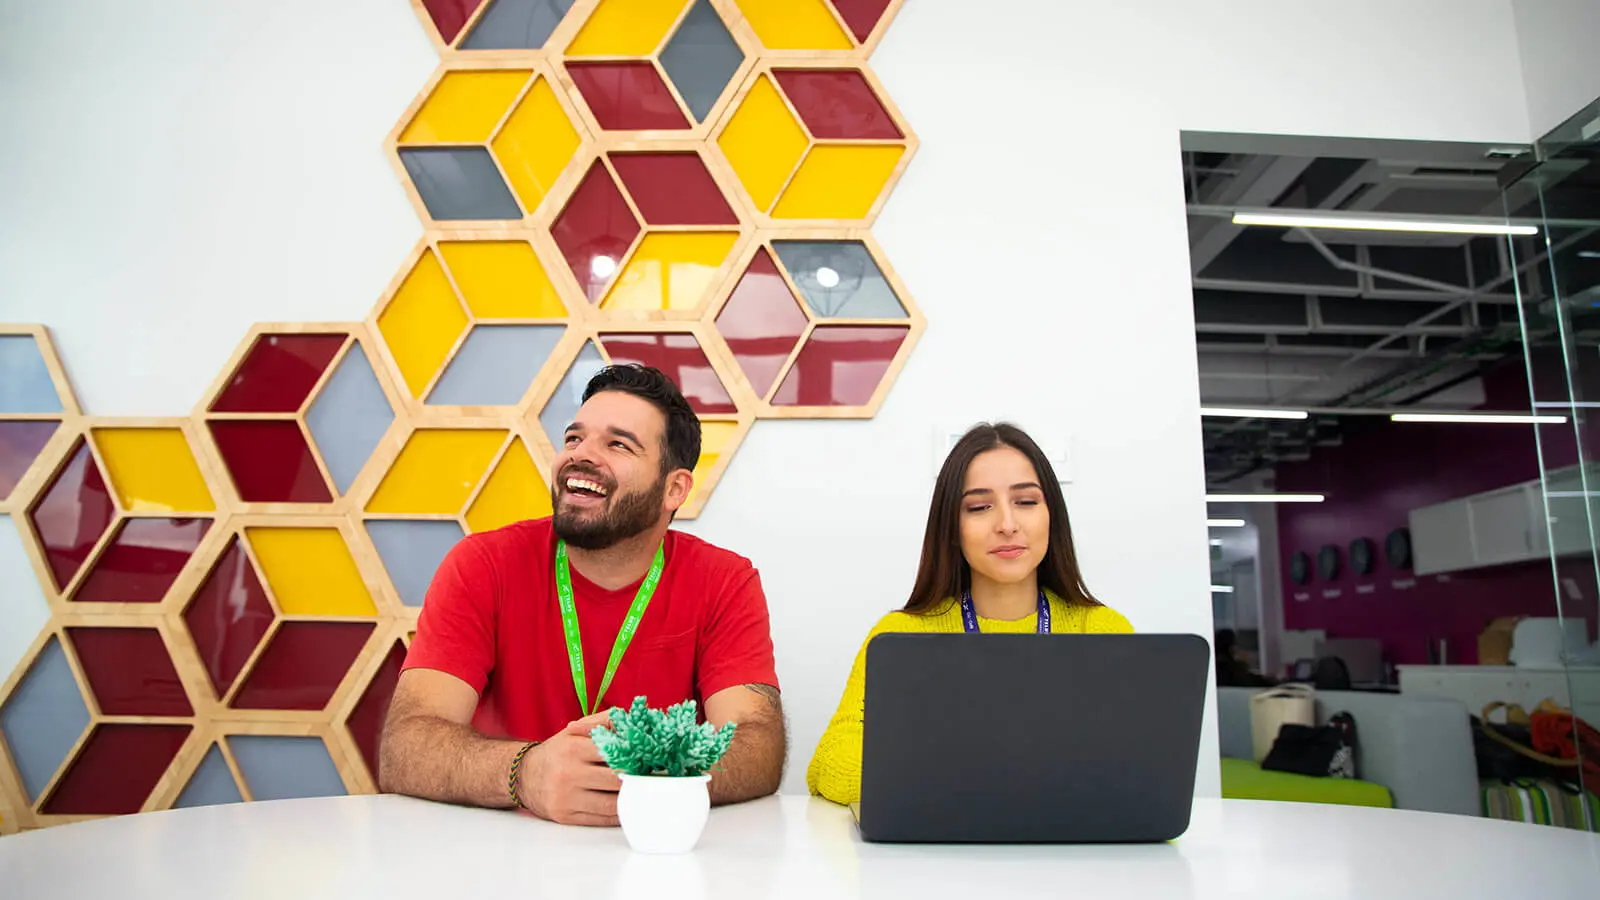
[0,335,63,414]
[306,342,395,495]
[367,519,465,607]
[400,147,523,221]
[0,636,91,802]
[174,744,244,808]
[461,0,575,50]
[228,735,348,801]
[538,342,606,452]
[427,325,564,407]
[773,241,907,318]
[659,0,744,123]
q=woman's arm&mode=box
[805,632,876,805]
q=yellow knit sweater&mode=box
[805,593,1135,805]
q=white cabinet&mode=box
[1409,463,1600,576]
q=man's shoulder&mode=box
[452,517,551,569]
[667,529,757,581]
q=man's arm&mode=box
[379,668,621,824]
[378,669,523,808]
[702,682,786,805]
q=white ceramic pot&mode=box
[616,773,712,854]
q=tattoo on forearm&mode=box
[742,682,782,714]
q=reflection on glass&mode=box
[29,439,115,590]
[773,240,906,318]
[0,420,58,500]
[230,622,375,711]
[599,332,737,414]
[773,68,901,140]
[346,640,408,781]
[210,334,346,413]
[552,162,640,302]
[207,420,333,504]
[41,723,191,815]
[183,538,275,698]
[399,147,524,221]
[772,325,908,407]
[66,626,192,716]
[73,517,210,604]
[716,248,809,399]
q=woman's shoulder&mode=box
[1048,592,1135,634]
[865,603,959,638]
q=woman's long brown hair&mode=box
[903,423,1101,614]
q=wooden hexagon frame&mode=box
[0,0,916,832]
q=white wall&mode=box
[0,0,1536,798]
[1512,0,1600,138]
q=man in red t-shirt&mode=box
[380,365,784,825]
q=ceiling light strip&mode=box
[1232,210,1537,237]
[1207,493,1324,503]
[1200,407,1308,420]
[1391,413,1567,424]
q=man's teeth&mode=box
[565,477,608,496]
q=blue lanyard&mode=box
[959,590,1051,634]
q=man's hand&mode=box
[519,712,622,827]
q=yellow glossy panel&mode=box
[465,438,552,533]
[601,232,739,312]
[733,0,852,50]
[366,429,507,515]
[246,527,377,616]
[399,70,532,145]
[92,428,214,513]
[772,144,905,220]
[717,76,807,213]
[686,420,739,505]
[567,0,689,55]
[490,78,580,215]
[439,241,566,319]
[377,249,469,398]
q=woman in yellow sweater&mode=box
[806,422,1133,805]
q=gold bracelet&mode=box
[507,741,538,810]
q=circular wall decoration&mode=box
[1350,537,1375,575]
[1290,550,1311,585]
[1318,543,1342,580]
[1385,527,1413,570]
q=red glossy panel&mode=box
[66,626,193,716]
[184,538,275,698]
[567,62,690,131]
[0,419,58,499]
[42,724,191,815]
[346,640,407,781]
[28,439,115,590]
[773,325,908,407]
[828,0,892,43]
[210,333,346,413]
[551,161,641,302]
[773,68,901,140]
[421,0,484,44]
[231,622,375,711]
[597,333,737,414]
[208,420,333,503]
[609,152,738,226]
[74,517,211,604]
[715,249,809,398]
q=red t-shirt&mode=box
[402,518,779,743]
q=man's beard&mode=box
[552,470,667,551]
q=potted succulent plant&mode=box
[591,696,737,854]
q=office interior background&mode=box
[1,0,1598,845]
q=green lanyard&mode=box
[554,539,665,717]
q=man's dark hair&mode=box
[581,364,701,474]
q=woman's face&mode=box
[958,446,1050,589]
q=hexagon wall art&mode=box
[0,0,920,832]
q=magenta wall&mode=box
[1274,360,1600,668]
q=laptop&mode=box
[852,632,1209,843]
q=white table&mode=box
[3,795,1598,898]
